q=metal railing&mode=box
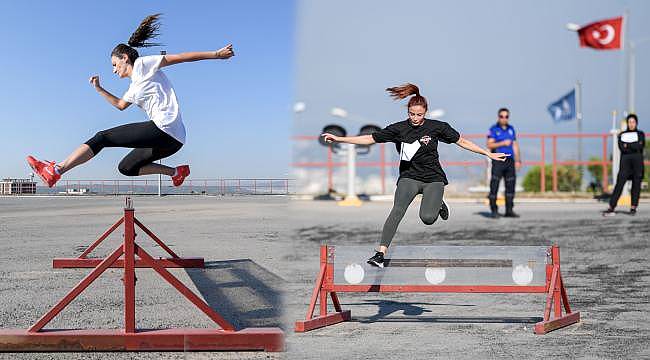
[292,133,650,193]
[37,178,294,195]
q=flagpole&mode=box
[575,81,582,170]
[629,42,636,114]
[158,50,166,197]
[611,109,617,192]
[623,8,632,114]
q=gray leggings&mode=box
[380,178,444,248]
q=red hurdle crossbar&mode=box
[295,245,580,334]
[0,198,283,352]
[52,198,204,269]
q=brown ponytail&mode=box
[128,13,163,48]
[111,14,163,65]
[386,83,428,110]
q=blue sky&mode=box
[2,1,648,185]
[0,0,294,180]
[294,0,650,139]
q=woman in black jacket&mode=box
[604,114,645,216]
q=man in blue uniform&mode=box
[486,108,521,218]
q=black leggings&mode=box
[380,178,444,248]
[85,121,183,176]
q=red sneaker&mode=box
[26,155,61,188]
[172,165,190,187]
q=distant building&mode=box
[1,178,37,195]
[59,188,89,195]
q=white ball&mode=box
[424,267,446,284]
[512,265,534,285]
[343,263,365,284]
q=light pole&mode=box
[565,25,586,167]
[331,107,362,207]
[324,107,383,206]
[575,81,583,172]
[627,37,650,114]
[158,50,167,197]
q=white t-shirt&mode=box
[122,55,186,144]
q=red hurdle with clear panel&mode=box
[295,244,580,334]
[0,198,283,352]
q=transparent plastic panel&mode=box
[332,246,549,286]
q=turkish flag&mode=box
[578,16,623,50]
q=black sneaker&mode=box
[488,211,500,219]
[602,208,615,217]
[439,199,449,220]
[630,208,637,215]
[367,251,384,268]
[504,211,520,218]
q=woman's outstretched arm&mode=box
[160,44,235,67]
[456,136,508,161]
[89,76,131,111]
[321,133,376,145]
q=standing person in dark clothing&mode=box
[603,114,645,216]
[321,83,508,268]
[486,108,521,218]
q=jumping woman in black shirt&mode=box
[603,113,645,216]
[321,83,508,267]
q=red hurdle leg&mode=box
[534,245,580,334]
[124,208,136,333]
[78,217,124,259]
[29,244,124,332]
[134,218,180,258]
[135,245,236,331]
[295,246,351,332]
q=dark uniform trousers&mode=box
[488,157,516,213]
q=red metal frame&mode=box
[295,245,579,334]
[0,198,283,352]
[52,201,204,269]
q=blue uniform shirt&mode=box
[487,124,516,156]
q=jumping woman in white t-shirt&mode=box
[27,14,234,187]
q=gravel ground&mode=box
[285,199,650,359]
[0,196,648,359]
[0,196,288,360]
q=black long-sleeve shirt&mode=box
[618,129,645,155]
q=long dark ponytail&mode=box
[386,83,428,110]
[111,13,163,64]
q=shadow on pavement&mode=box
[346,300,541,324]
[185,259,285,329]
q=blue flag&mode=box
[548,89,576,122]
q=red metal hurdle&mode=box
[0,198,283,352]
[295,244,580,335]
[52,198,204,269]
